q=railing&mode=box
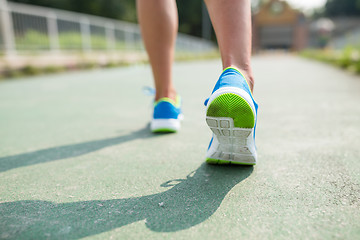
[0,1,215,56]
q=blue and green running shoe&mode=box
[205,67,258,165]
[151,95,183,133]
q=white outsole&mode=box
[206,87,257,164]
[151,118,181,132]
[206,117,256,164]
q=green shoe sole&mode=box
[152,128,177,133]
[206,93,255,129]
[206,158,256,165]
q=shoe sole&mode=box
[206,92,256,165]
[151,119,180,133]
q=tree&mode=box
[324,0,360,17]
[176,0,203,37]
[9,0,137,22]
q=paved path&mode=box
[0,55,359,239]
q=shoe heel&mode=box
[205,93,256,165]
[151,119,180,133]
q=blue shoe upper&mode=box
[212,67,253,96]
[205,67,258,112]
[153,97,182,120]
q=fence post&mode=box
[0,0,16,56]
[80,17,91,52]
[106,22,115,51]
[47,11,59,52]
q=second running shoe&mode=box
[151,95,183,133]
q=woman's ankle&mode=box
[155,88,177,102]
[225,65,254,93]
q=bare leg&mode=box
[204,0,254,92]
[136,0,178,101]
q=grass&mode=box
[0,59,132,80]
[0,50,220,80]
[300,46,360,74]
[15,30,139,50]
[0,30,218,80]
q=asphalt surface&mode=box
[0,54,359,239]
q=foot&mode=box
[151,95,183,133]
[205,67,258,165]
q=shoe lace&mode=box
[142,86,156,96]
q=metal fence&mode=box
[0,0,215,55]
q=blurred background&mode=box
[0,0,359,77]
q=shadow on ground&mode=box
[0,164,253,239]
[0,125,155,173]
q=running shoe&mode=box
[151,95,183,133]
[205,67,258,165]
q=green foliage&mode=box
[324,0,360,17]
[176,0,203,37]
[43,65,64,74]
[337,47,355,68]
[15,30,50,50]
[21,65,41,75]
[300,46,360,74]
[15,30,131,50]
[10,0,137,22]
[58,33,82,49]
[0,50,219,79]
